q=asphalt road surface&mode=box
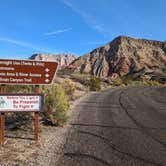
[56,87,166,166]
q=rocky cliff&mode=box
[68,36,166,79]
[30,53,76,69]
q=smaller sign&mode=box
[0,94,43,112]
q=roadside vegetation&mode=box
[2,71,165,131]
[109,75,164,87]
[3,80,74,130]
[41,84,69,126]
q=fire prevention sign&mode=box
[0,94,43,112]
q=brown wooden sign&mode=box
[0,59,58,84]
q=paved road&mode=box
[56,87,166,166]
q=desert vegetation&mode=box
[107,75,165,87]
[41,84,69,126]
[2,70,165,132]
[2,81,74,130]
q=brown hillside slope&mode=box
[68,36,166,79]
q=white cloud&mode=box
[0,37,54,53]
[81,41,108,45]
[43,28,72,36]
[62,0,107,35]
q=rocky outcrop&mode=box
[68,36,166,78]
[30,54,76,69]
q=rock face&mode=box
[30,54,76,69]
[68,36,166,78]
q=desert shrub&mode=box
[57,68,74,77]
[42,84,69,126]
[83,75,90,86]
[121,75,134,85]
[70,72,90,85]
[6,112,33,130]
[88,76,101,91]
[130,81,143,87]
[143,80,162,87]
[112,77,124,86]
[111,75,134,87]
[62,80,76,100]
[6,85,34,93]
[1,84,69,129]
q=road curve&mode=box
[56,87,166,166]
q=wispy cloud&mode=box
[0,37,54,53]
[81,41,108,45]
[43,28,72,36]
[62,0,107,35]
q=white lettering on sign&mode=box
[0,95,43,112]
[0,67,14,71]
[0,59,58,84]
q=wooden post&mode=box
[0,113,5,145]
[0,84,6,145]
[34,85,39,142]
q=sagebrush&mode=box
[41,84,69,126]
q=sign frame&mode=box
[0,93,44,112]
[0,58,59,85]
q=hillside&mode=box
[68,36,166,80]
[30,53,76,69]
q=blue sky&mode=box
[0,0,165,59]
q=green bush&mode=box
[88,76,101,91]
[112,77,124,86]
[111,75,135,87]
[6,112,33,130]
[6,85,34,93]
[70,72,90,85]
[143,80,162,87]
[62,80,76,100]
[42,84,69,126]
[1,84,69,129]
[121,75,134,85]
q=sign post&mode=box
[0,59,58,145]
[0,93,44,144]
[0,113,5,145]
[0,85,6,145]
[34,85,40,142]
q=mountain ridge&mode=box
[30,53,77,69]
[68,35,166,79]
[29,36,166,81]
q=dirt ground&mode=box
[0,124,67,165]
